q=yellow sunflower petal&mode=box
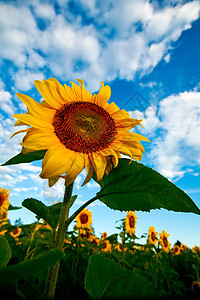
[70,81,83,101]
[48,78,71,104]
[116,118,143,129]
[117,131,150,143]
[106,102,120,115]
[34,79,62,109]
[90,152,107,181]
[12,114,54,130]
[63,84,77,102]
[95,82,111,107]
[16,93,55,120]
[111,109,130,120]
[81,155,94,186]
[46,78,68,105]
[10,129,30,139]
[76,79,93,102]
[63,154,85,186]
[110,140,133,160]
[99,147,119,167]
[40,144,77,179]
[21,128,59,150]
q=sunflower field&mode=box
[0,198,200,299]
[1,78,200,299]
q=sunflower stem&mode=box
[45,181,74,299]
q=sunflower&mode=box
[101,232,107,240]
[116,243,127,252]
[148,226,158,246]
[172,245,181,255]
[0,188,10,215]
[159,230,171,253]
[0,230,7,236]
[180,243,188,252]
[101,239,111,252]
[192,246,200,253]
[0,211,8,227]
[12,78,149,187]
[10,227,22,238]
[124,211,138,236]
[75,208,92,229]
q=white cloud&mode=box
[13,69,44,91]
[0,1,199,91]
[135,90,200,180]
[32,2,56,20]
[0,3,38,68]
[0,0,200,187]
[0,90,15,115]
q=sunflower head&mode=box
[0,188,10,215]
[75,208,92,229]
[159,230,171,252]
[148,226,158,246]
[180,243,188,251]
[101,239,111,252]
[101,232,107,240]
[172,245,181,255]
[12,78,149,187]
[124,211,138,236]
[192,246,200,253]
[10,227,22,238]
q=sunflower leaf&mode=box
[85,253,157,299]
[22,198,54,228]
[0,249,64,288]
[1,149,47,166]
[8,204,22,210]
[95,159,200,214]
[0,237,12,270]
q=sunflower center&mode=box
[163,237,168,247]
[80,213,88,224]
[53,101,116,153]
[12,229,18,235]
[129,216,135,228]
[151,232,155,241]
[0,194,5,206]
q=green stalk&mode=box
[45,182,74,299]
[66,195,99,226]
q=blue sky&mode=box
[0,0,200,248]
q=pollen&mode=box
[53,101,117,153]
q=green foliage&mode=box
[1,149,46,166]
[22,197,77,229]
[95,159,200,214]
[0,220,199,299]
[22,198,54,227]
[8,204,22,210]
[0,236,12,269]
[85,253,158,299]
[0,248,64,288]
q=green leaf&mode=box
[22,198,54,228]
[85,254,157,299]
[1,150,46,166]
[8,204,22,210]
[95,159,200,214]
[22,196,77,229]
[0,249,64,288]
[0,237,12,270]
